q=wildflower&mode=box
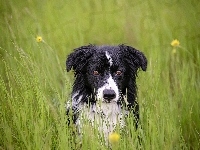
[108,132,120,143]
[36,36,43,42]
[171,39,180,47]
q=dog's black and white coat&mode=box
[66,44,147,138]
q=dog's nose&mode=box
[103,89,116,102]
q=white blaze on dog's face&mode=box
[96,51,119,103]
[97,74,119,103]
[90,51,119,102]
[105,51,113,66]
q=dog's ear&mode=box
[66,45,94,74]
[120,45,147,128]
[119,44,147,71]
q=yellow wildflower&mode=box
[171,39,180,47]
[108,132,120,143]
[36,36,43,42]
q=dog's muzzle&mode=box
[103,89,116,102]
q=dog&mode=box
[66,44,147,139]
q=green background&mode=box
[0,0,199,149]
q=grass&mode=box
[0,0,200,149]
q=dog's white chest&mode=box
[77,102,126,137]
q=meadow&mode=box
[0,0,200,149]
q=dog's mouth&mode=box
[95,97,118,104]
[103,99,113,103]
[95,100,120,117]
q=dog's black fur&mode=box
[66,44,147,132]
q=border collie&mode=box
[66,44,147,138]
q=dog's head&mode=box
[66,44,147,104]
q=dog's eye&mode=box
[116,70,122,76]
[93,71,99,75]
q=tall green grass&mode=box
[0,0,199,149]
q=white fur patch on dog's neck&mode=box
[77,102,127,138]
